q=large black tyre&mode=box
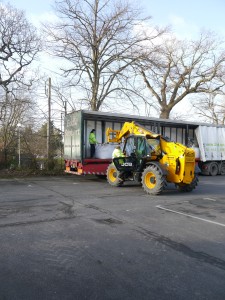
[220,162,225,175]
[106,163,124,187]
[176,176,199,192]
[141,165,166,195]
[209,162,219,176]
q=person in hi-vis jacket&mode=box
[89,129,98,158]
[112,145,125,160]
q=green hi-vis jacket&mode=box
[112,148,125,165]
[89,132,97,144]
[112,148,124,159]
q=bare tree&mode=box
[193,93,225,125]
[0,90,31,164]
[138,31,225,119]
[0,3,41,93]
[0,72,42,166]
[0,3,43,166]
[44,0,166,111]
[51,81,76,114]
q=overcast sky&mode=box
[3,0,225,119]
[6,0,225,38]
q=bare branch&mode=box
[137,31,225,118]
[43,0,167,111]
[0,3,42,90]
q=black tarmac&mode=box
[0,175,225,300]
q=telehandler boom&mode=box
[106,121,198,195]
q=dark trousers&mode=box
[90,144,95,158]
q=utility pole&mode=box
[61,112,63,169]
[17,123,22,168]
[63,100,67,114]
[46,77,51,168]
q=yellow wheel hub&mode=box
[144,172,156,189]
[109,168,117,182]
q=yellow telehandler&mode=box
[106,121,198,195]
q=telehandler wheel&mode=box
[106,163,124,187]
[141,165,166,195]
[176,176,199,192]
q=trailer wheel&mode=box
[176,176,199,192]
[106,163,123,187]
[141,165,166,195]
[209,162,219,176]
[220,162,225,175]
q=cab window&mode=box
[124,137,135,156]
[147,138,161,155]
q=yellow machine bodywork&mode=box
[106,121,196,185]
[159,138,195,184]
[106,121,159,143]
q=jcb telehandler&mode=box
[106,121,198,195]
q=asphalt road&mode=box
[0,174,225,300]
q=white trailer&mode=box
[195,126,225,175]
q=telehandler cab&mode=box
[106,121,198,195]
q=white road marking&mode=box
[203,197,216,201]
[156,205,225,228]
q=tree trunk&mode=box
[160,108,170,119]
